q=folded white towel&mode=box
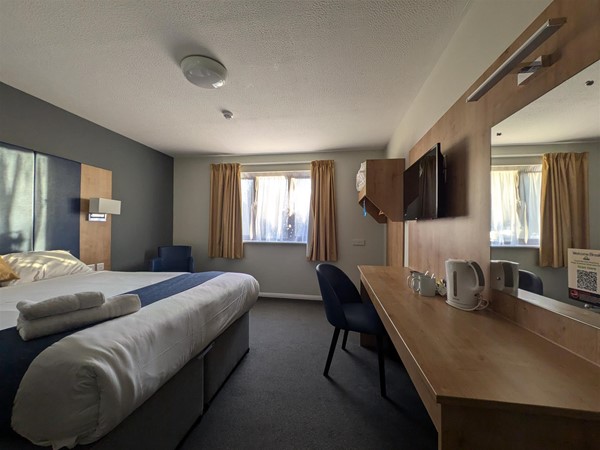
[17,292,106,320]
[17,294,141,341]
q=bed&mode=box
[0,251,259,450]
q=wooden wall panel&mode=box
[440,404,600,450]
[79,164,112,270]
[394,0,600,273]
[493,291,600,366]
[391,0,600,288]
[386,219,403,267]
[388,0,600,358]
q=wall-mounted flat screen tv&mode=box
[403,143,446,220]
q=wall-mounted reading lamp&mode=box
[466,17,566,102]
[88,198,121,222]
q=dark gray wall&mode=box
[0,83,173,270]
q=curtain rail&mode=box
[492,153,543,158]
[241,160,311,167]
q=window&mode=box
[490,165,541,247]
[241,170,311,243]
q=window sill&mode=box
[490,245,539,249]
[243,241,307,245]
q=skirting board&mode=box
[259,292,322,301]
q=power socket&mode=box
[86,264,96,271]
[96,262,105,271]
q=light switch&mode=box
[352,239,366,246]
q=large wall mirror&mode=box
[490,59,600,311]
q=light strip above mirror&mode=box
[467,17,566,102]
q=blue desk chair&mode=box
[519,269,543,295]
[150,246,195,272]
[316,263,387,397]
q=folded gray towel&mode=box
[17,294,141,341]
[17,292,106,320]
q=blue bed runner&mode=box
[0,271,223,434]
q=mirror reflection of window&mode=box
[489,59,600,312]
[490,165,541,247]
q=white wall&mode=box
[173,149,388,298]
[387,0,552,159]
[491,142,600,304]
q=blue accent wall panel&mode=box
[0,143,34,254]
[34,154,81,257]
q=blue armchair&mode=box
[150,246,195,272]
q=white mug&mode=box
[419,276,436,297]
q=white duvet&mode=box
[1,271,259,449]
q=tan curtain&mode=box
[307,160,338,261]
[539,153,589,268]
[209,163,243,259]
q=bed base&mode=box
[0,312,250,450]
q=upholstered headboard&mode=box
[0,142,112,268]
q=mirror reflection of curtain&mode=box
[419,154,437,218]
[209,163,243,259]
[540,152,589,268]
[0,144,34,253]
[490,165,541,246]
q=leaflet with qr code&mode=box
[568,249,600,296]
[576,269,597,293]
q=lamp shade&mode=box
[89,198,121,215]
[180,55,227,89]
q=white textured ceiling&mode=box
[492,60,600,147]
[0,0,470,156]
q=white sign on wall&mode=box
[568,248,600,305]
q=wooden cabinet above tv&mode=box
[357,159,405,223]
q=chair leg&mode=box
[324,328,341,377]
[376,335,386,397]
[341,329,349,350]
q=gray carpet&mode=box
[180,298,437,450]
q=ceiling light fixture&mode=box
[180,55,228,89]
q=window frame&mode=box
[490,164,542,248]
[241,169,311,245]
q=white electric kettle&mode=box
[445,259,487,311]
[490,260,519,296]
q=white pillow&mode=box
[0,250,93,286]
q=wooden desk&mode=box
[359,265,600,450]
